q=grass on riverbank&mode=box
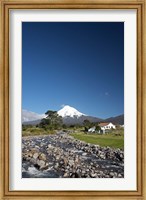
[22,127,55,137]
[70,130,124,149]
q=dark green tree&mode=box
[39,110,63,130]
[83,119,91,132]
[95,124,101,131]
[45,110,62,126]
[83,119,91,127]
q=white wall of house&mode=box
[88,126,96,133]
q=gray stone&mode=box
[109,172,115,177]
[37,160,45,168]
[90,173,97,178]
[39,153,46,161]
[54,163,59,169]
[33,152,39,159]
[63,173,68,177]
[82,153,87,156]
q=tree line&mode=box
[23,110,101,132]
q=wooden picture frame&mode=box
[0,0,145,199]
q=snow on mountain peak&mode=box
[57,105,86,118]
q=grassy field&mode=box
[70,130,124,149]
[22,127,55,137]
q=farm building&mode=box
[98,122,116,134]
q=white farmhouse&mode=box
[98,122,116,134]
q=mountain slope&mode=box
[104,114,124,125]
[61,115,102,125]
[23,119,42,125]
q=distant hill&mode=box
[23,119,41,125]
[104,114,124,125]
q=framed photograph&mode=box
[0,0,145,199]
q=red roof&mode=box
[99,122,110,127]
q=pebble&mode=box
[33,152,39,159]
[82,153,87,156]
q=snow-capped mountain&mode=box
[22,109,46,123]
[57,105,102,125]
[57,105,86,118]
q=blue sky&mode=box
[22,22,124,119]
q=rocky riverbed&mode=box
[22,132,124,178]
